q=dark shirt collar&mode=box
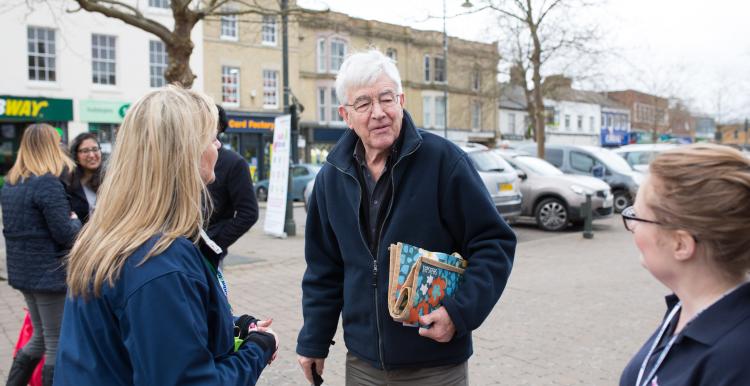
[668,281,750,346]
[352,128,403,168]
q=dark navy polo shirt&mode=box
[620,281,750,386]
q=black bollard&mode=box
[583,193,594,239]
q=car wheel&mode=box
[613,190,631,213]
[535,198,568,232]
[256,187,268,202]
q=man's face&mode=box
[339,74,404,156]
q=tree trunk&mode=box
[529,22,545,159]
[165,10,198,88]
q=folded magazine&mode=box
[387,242,467,327]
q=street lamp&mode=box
[442,0,474,140]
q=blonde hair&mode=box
[648,144,750,277]
[6,123,75,184]
[67,85,218,297]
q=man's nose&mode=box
[370,100,386,119]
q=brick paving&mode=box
[0,207,667,385]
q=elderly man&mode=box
[297,49,516,385]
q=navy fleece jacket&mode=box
[297,111,516,370]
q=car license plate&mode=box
[499,183,513,191]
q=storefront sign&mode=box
[263,115,291,238]
[601,128,629,147]
[79,99,131,123]
[0,95,73,122]
[226,114,276,132]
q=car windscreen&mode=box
[591,148,635,173]
[514,156,564,176]
[468,150,512,172]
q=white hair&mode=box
[335,49,403,105]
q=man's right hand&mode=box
[297,355,325,384]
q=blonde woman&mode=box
[1,124,81,386]
[54,86,277,385]
[620,144,750,386]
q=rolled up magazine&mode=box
[387,242,467,327]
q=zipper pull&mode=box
[372,260,378,287]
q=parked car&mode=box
[612,143,678,173]
[517,144,644,213]
[460,143,522,221]
[303,178,315,212]
[494,150,613,231]
[255,163,321,202]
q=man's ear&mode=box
[338,105,350,127]
[672,230,697,262]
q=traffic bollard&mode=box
[582,193,594,239]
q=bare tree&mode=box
[474,0,601,158]
[68,0,319,88]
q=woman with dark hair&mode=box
[66,132,102,223]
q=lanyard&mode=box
[635,303,681,386]
[199,229,228,298]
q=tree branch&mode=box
[74,0,173,43]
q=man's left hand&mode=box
[418,307,456,343]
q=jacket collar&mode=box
[327,110,422,173]
[672,281,750,346]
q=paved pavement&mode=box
[0,206,668,385]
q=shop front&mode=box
[300,121,348,164]
[79,99,131,156]
[0,95,73,174]
[222,111,279,182]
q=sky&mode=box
[299,0,750,122]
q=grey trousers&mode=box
[20,291,66,366]
[345,352,469,386]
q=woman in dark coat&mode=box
[66,132,102,223]
[1,123,81,386]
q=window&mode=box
[92,34,116,85]
[261,15,276,45]
[330,39,346,73]
[317,87,342,122]
[546,108,556,125]
[220,10,238,40]
[577,115,583,131]
[422,96,432,128]
[471,101,481,130]
[434,56,446,83]
[317,39,326,72]
[330,88,342,122]
[564,114,570,129]
[262,69,278,108]
[148,0,169,8]
[545,149,564,168]
[27,27,56,82]
[570,151,597,173]
[589,116,595,132]
[424,55,431,82]
[422,94,447,128]
[508,113,516,132]
[386,48,397,62]
[221,66,240,105]
[435,96,446,129]
[149,40,168,88]
[471,70,480,91]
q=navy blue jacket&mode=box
[1,173,81,293]
[296,111,516,369]
[55,236,274,385]
[620,282,750,386]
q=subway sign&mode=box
[0,95,74,122]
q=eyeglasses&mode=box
[344,92,400,114]
[621,206,661,232]
[77,146,100,155]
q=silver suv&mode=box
[460,143,522,222]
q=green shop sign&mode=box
[0,95,73,122]
[79,99,131,123]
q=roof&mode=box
[546,88,629,111]
[499,83,528,110]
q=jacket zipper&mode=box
[332,141,420,371]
